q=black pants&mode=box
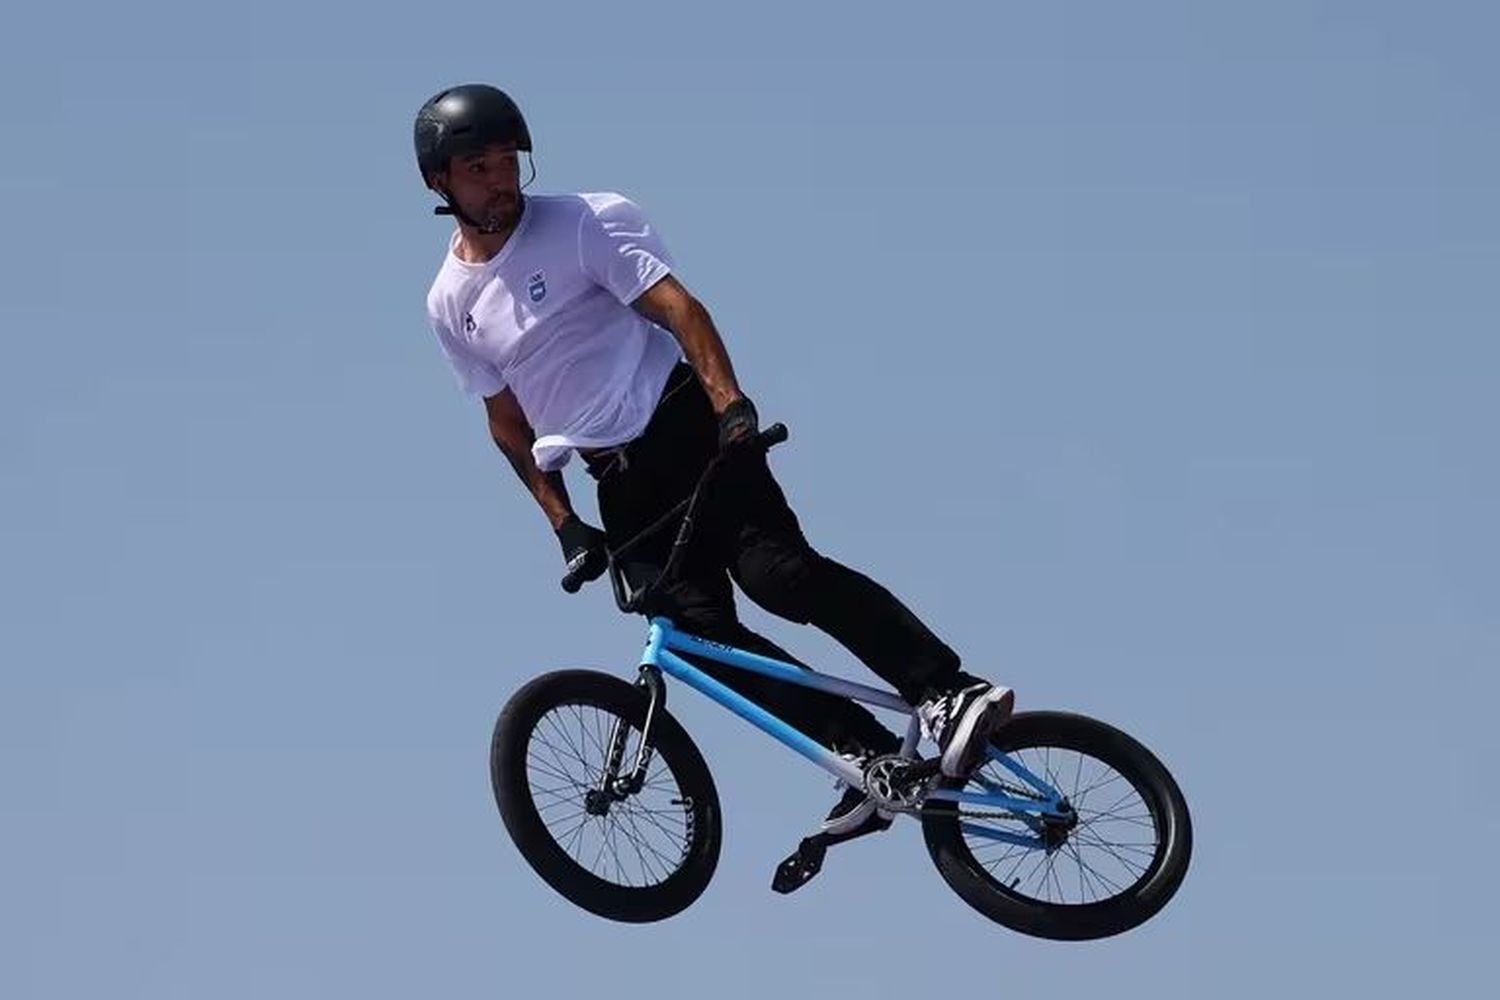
[590,363,970,757]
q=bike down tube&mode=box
[661,623,912,713]
[642,626,865,788]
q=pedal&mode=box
[771,836,828,895]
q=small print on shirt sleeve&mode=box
[577,193,675,305]
[432,316,506,398]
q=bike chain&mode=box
[863,755,1055,822]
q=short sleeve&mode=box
[576,193,675,305]
[431,314,507,398]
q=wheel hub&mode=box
[1039,799,1077,850]
[584,788,613,816]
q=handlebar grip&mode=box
[560,567,586,593]
[758,423,789,448]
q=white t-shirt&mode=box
[425,192,684,471]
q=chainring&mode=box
[862,754,932,814]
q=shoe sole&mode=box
[820,799,896,843]
[821,796,878,836]
[940,686,1015,778]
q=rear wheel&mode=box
[921,711,1191,940]
[491,669,721,922]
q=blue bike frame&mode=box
[641,616,1068,848]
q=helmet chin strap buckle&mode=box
[433,201,511,234]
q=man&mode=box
[417,84,1013,847]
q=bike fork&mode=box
[598,664,664,798]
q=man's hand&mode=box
[555,514,609,584]
[717,396,759,451]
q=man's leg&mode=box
[664,592,902,759]
[717,447,1014,779]
[715,447,979,706]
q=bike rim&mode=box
[524,702,694,889]
[956,744,1164,907]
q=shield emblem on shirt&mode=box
[527,270,547,303]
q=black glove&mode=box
[556,514,609,583]
[717,396,759,451]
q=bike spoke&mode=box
[1016,845,1053,894]
[559,813,590,853]
[974,841,1028,873]
[622,830,663,886]
[1071,829,1151,875]
[572,705,606,763]
[1046,852,1066,903]
[535,718,593,784]
[525,751,584,788]
[955,743,1158,907]
[603,823,623,885]
[1066,839,1125,899]
[1074,768,1126,805]
[526,702,692,889]
[1076,803,1154,827]
[625,800,689,846]
[531,786,581,807]
[620,804,687,873]
[618,807,673,883]
[1073,829,1155,856]
[548,712,596,776]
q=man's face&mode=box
[433,141,522,231]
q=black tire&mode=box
[491,669,721,922]
[921,711,1192,940]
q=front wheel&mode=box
[921,711,1192,940]
[491,669,722,922]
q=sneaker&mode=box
[917,682,1015,777]
[821,785,898,840]
[821,786,882,836]
[820,752,893,838]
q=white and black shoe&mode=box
[821,787,886,837]
[918,682,1015,778]
[819,752,894,838]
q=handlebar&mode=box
[559,422,789,599]
[560,566,588,595]
[756,422,790,449]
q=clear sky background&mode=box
[3,2,1495,997]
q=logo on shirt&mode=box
[527,270,547,304]
[463,312,476,334]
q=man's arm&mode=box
[632,275,745,414]
[483,387,575,530]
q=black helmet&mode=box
[414,84,532,184]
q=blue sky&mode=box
[2,2,1495,997]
